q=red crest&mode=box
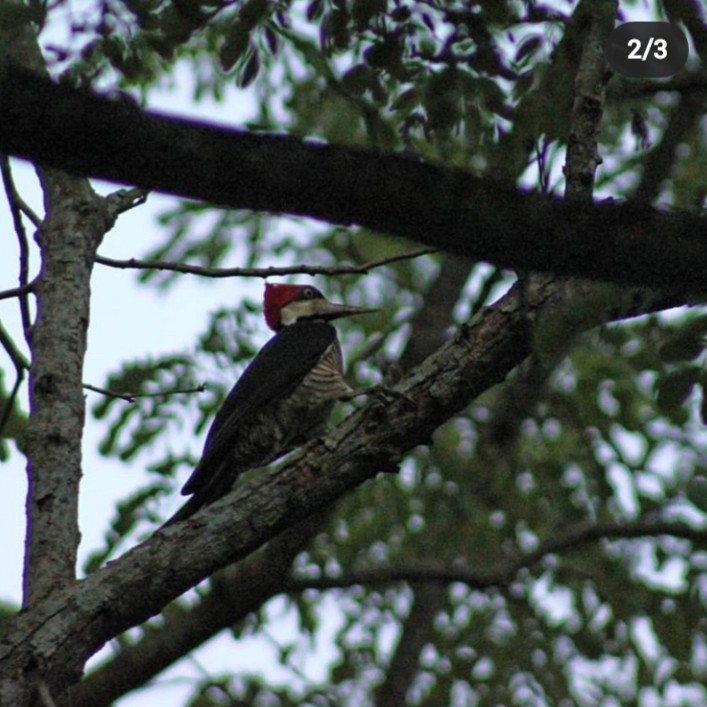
[264,283,304,330]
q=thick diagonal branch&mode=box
[0,279,545,702]
[70,514,327,707]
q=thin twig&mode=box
[0,281,36,302]
[0,156,42,226]
[95,247,437,279]
[1,156,35,337]
[83,382,208,403]
[285,518,707,593]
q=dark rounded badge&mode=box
[606,22,689,78]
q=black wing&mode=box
[181,320,337,496]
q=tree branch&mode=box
[1,61,705,293]
[0,280,546,702]
[94,247,436,279]
[104,186,150,214]
[364,12,603,688]
[0,157,41,226]
[0,282,35,302]
[367,6,607,694]
[398,254,473,370]
[608,70,707,100]
[563,0,612,201]
[282,518,707,592]
[488,0,614,445]
[1,156,34,337]
[82,382,208,403]
[71,511,707,706]
[0,22,134,704]
[633,90,707,205]
[70,514,328,707]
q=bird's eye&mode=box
[302,287,315,298]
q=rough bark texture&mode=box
[70,514,327,707]
[7,177,138,705]
[23,173,107,608]
[0,15,130,705]
[0,61,706,293]
[69,254,475,704]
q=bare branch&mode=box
[0,282,35,302]
[0,322,29,372]
[0,279,541,699]
[374,584,446,706]
[284,518,707,593]
[399,255,473,369]
[82,382,207,403]
[94,247,436,279]
[104,187,150,215]
[0,267,697,703]
[563,3,613,201]
[608,71,707,100]
[633,90,706,205]
[1,156,34,337]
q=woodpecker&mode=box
[162,283,375,526]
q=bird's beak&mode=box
[316,300,378,321]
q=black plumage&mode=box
[162,320,345,526]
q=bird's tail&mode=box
[158,493,210,529]
[158,463,241,530]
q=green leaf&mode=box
[237,48,260,87]
[655,368,696,417]
[514,35,543,65]
[686,476,707,513]
[0,599,19,637]
[0,2,44,32]
[220,23,251,71]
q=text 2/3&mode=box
[627,37,667,62]
[606,22,688,78]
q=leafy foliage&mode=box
[0,370,27,460]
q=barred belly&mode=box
[230,341,350,469]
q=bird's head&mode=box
[264,283,376,331]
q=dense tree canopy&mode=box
[0,0,706,705]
